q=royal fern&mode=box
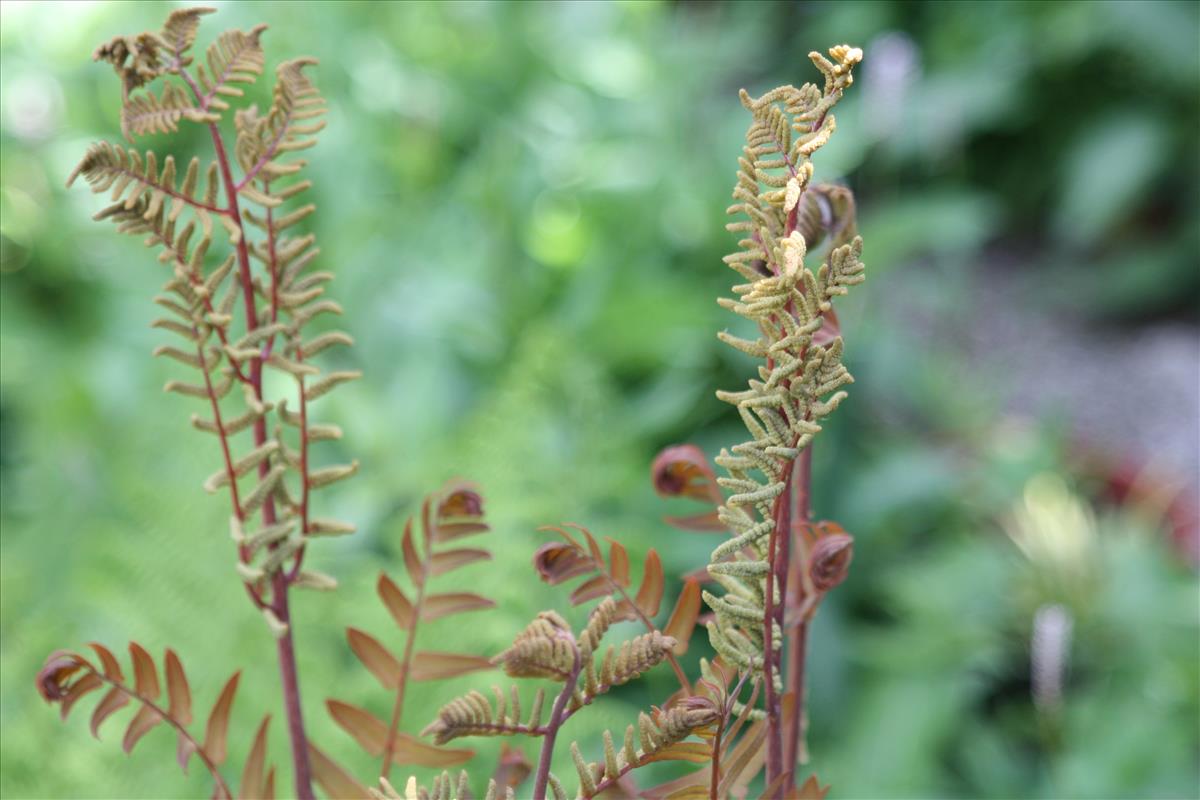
[57,7,356,798]
[45,7,869,799]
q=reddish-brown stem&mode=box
[381,560,426,781]
[783,447,813,782]
[709,716,724,800]
[532,644,582,800]
[195,342,242,520]
[90,670,232,799]
[168,65,315,798]
[762,463,794,796]
[185,62,314,794]
[269,570,312,799]
[709,669,751,800]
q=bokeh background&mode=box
[2,1,1197,798]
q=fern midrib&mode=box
[90,669,232,799]
[381,547,429,781]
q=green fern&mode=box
[704,45,864,697]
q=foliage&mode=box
[34,4,874,799]
[4,2,1197,799]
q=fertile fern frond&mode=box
[575,629,676,711]
[423,685,548,744]
[67,143,225,234]
[704,45,864,689]
[235,57,327,202]
[121,82,217,141]
[65,5,358,625]
[159,6,214,66]
[568,702,721,799]
[197,25,267,112]
[372,774,513,800]
[93,32,163,96]
[493,611,577,682]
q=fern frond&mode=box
[373,774,512,800]
[235,58,327,193]
[332,482,496,776]
[36,644,243,799]
[705,44,865,691]
[492,611,577,682]
[568,703,721,799]
[533,526,698,691]
[93,32,163,95]
[197,25,267,112]
[575,630,676,713]
[422,685,548,744]
[67,143,226,225]
[158,7,214,66]
[122,82,218,141]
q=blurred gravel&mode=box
[890,259,1200,487]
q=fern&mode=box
[700,44,864,794]
[48,8,868,798]
[323,481,497,788]
[533,524,702,689]
[36,644,263,799]
[56,8,356,797]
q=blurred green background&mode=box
[2,1,1197,798]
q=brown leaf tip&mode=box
[651,444,721,504]
[809,532,854,592]
[532,541,593,585]
[438,484,483,521]
[36,651,89,702]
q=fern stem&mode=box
[89,670,232,799]
[532,644,582,800]
[709,669,749,800]
[186,61,315,796]
[270,570,313,800]
[193,336,264,609]
[782,446,813,782]
[381,569,426,781]
[708,716,723,800]
[761,462,792,797]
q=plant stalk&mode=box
[532,645,582,800]
[762,462,795,796]
[271,570,315,800]
[199,107,315,799]
[381,567,427,781]
[783,446,813,785]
